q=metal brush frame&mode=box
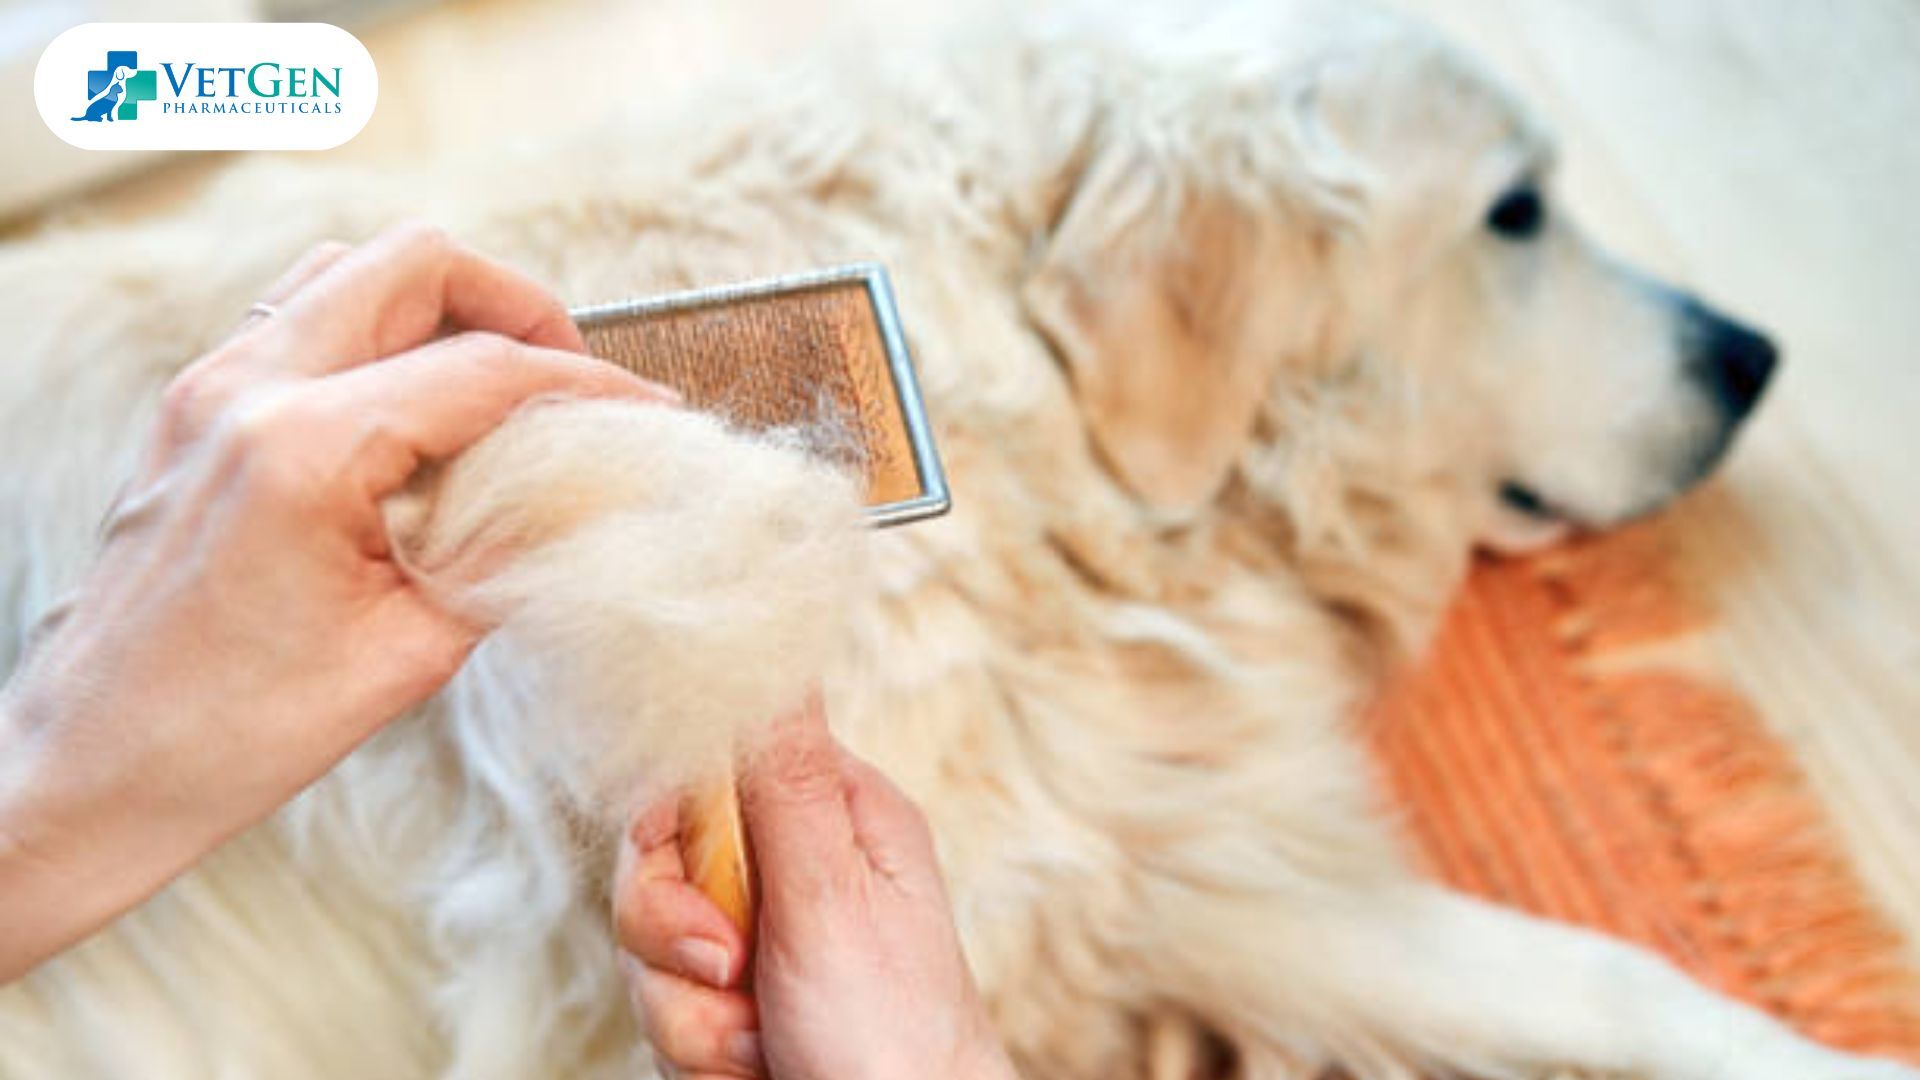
[569,263,951,528]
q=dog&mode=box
[0,2,1910,1078]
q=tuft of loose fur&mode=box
[384,399,871,825]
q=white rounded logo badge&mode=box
[35,23,377,151]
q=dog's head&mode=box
[1022,3,1776,630]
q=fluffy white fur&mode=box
[385,401,869,825]
[0,2,1911,1079]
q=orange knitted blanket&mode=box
[1368,522,1920,1062]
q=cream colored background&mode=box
[14,0,1919,957]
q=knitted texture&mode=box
[1369,523,1920,1063]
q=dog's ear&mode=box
[1023,147,1340,518]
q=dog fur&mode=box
[0,2,1908,1078]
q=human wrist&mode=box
[0,663,216,981]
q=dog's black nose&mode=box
[1686,302,1780,419]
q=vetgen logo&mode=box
[36,24,377,151]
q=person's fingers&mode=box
[274,221,588,373]
[738,691,861,935]
[622,959,766,1078]
[225,239,356,342]
[617,879,749,991]
[317,330,678,497]
[840,749,944,892]
[615,801,749,989]
[155,240,359,454]
[628,799,687,883]
[258,240,355,308]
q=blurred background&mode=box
[4,0,1917,965]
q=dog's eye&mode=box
[1487,186,1546,239]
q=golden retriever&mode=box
[0,2,1906,1078]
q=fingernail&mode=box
[672,937,732,988]
[726,1031,763,1070]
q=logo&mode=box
[37,24,377,151]
[73,50,157,122]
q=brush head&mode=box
[571,264,949,528]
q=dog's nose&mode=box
[1686,303,1780,420]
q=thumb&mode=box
[738,690,860,928]
[840,753,944,895]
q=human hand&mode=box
[613,693,1017,1080]
[0,223,675,980]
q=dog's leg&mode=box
[1280,884,1918,1080]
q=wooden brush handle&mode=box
[681,763,757,958]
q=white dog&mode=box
[0,2,1908,1078]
